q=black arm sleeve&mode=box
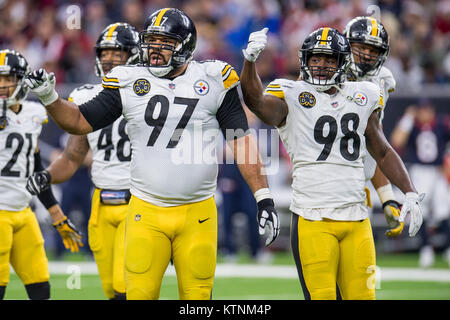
[78,88,123,131]
[34,152,58,209]
[216,87,250,140]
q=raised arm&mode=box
[240,28,288,127]
[25,69,122,135]
[24,69,93,134]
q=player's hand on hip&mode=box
[53,217,84,253]
[243,27,269,62]
[26,170,51,195]
[257,198,280,246]
[24,68,59,106]
[382,200,404,237]
[399,192,425,237]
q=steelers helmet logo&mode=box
[194,80,209,95]
[135,214,141,221]
[133,79,151,96]
[298,92,316,108]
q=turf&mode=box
[4,252,450,300]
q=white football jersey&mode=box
[102,60,240,206]
[0,101,47,211]
[359,66,396,181]
[265,79,382,220]
[69,84,131,190]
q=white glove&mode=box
[399,192,425,237]
[24,68,59,106]
[243,27,269,62]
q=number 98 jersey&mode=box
[264,79,382,215]
[69,84,131,190]
[0,101,47,211]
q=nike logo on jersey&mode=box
[198,218,210,224]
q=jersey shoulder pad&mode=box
[357,81,384,112]
[22,100,48,125]
[379,66,396,93]
[101,65,136,89]
[68,83,101,104]
[264,78,294,100]
[199,60,240,90]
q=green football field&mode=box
[4,252,450,300]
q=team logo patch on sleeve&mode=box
[133,79,151,96]
[352,92,367,106]
[194,80,209,95]
[298,92,316,108]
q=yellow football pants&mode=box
[0,207,49,286]
[88,188,127,299]
[291,214,376,300]
[124,195,217,300]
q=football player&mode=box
[344,16,403,237]
[0,49,82,300]
[26,22,139,300]
[240,27,424,299]
[24,8,279,300]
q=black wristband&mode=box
[382,200,401,209]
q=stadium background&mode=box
[1,0,449,299]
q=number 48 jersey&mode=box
[0,101,47,211]
[69,84,131,190]
[265,79,382,217]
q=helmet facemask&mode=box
[300,49,349,92]
[0,71,29,108]
[95,46,138,78]
[139,32,182,77]
[349,41,387,77]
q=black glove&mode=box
[26,170,51,195]
[257,198,280,247]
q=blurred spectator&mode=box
[391,99,450,268]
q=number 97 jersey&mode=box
[265,79,382,212]
[69,84,131,190]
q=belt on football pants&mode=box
[99,189,131,205]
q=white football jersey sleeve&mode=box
[362,66,396,181]
[265,79,382,220]
[0,101,47,211]
[103,60,240,206]
[69,84,131,190]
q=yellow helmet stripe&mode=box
[0,51,7,66]
[106,23,120,40]
[154,8,170,27]
[320,27,329,45]
[370,18,378,36]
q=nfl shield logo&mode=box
[331,101,339,108]
[169,83,176,90]
[194,80,209,95]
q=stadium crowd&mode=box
[0,0,449,89]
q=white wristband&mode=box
[376,184,396,204]
[254,188,272,202]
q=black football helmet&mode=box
[0,49,30,107]
[344,16,389,78]
[299,27,351,91]
[94,22,139,77]
[139,8,197,77]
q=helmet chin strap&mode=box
[148,65,174,77]
[0,99,8,130]
[332,84,356,102]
